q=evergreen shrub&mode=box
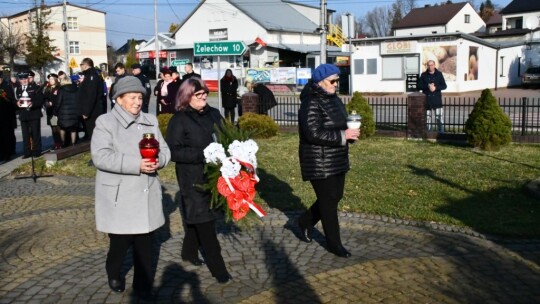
[238,113,279,139]
[345,91,375,139]
[157,113,173,138]
[464,88,512,151]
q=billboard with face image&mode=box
[467,46,479,81]
[422,45,457,81]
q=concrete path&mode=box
[0,175,539,303]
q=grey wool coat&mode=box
[91,105,171,234]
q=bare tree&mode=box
[365,6,392,37]
[0,24,25,77]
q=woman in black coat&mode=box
[220,69,238,122]
[43,74,61,149]
[252,82,277,115]
[166,78,232,284]
[297,64,359,258]
[55,76,80,146]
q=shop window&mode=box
[367,58,377,75]
[354,59,364,74]
[382,57,402,79]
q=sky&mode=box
[0,0,513,48]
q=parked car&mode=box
[521,67,540,88]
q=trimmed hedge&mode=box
[345,91,376,139]
[464,88,512,151]
[238,113,279,139]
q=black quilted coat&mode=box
[298,82,349,181]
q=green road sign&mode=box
[171,59,189,66]
[194,41,247,56]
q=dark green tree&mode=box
[345,92,375,139]
[479,0,495,22]
[124,39,138,69]
[25,1,56,79]
[464,88,512,151]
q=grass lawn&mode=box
[13,134,540,237]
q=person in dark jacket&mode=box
[252,82,277,115]
[181,63,200,81]
[156,70,174,115]
[166,78,232,284]
[55,76,80,147]
[109,62,128,109]
[15,72,44,158]
[131,63,151,113]
[296,64,359,258]
[43,74,62,150]
[78,58,104,141]
[162,67,181,114]
[220,69,238,122]
[0,71,17,163]
[418,60,447,133]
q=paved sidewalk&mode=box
[0,175,539,304]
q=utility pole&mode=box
[154,0,159,80]
[62,0,69,73]
[319,0,327,64]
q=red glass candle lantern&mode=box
[139,133,159,163]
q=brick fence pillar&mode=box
[241,92,259,114]
[407,93,427,140]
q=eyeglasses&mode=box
[329,78,339,85]
[194,91,209,99]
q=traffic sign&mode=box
[171,59,189,66]
[194,41,246,56]
[69,57,78,69]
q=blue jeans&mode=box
[427,108,444,133]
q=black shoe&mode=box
[297,219,313,243]
[134,289,156,301]
[182,257,205,266]
[108,278,125,293]
[328,246,351,258]
[216,273,233,284]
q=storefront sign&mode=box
[246,67,296,84]
[136,51,167,59]
[381,41,417,55]
[209,28,228,41]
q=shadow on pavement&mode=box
[155,263,209,304]
[261,232,322,304]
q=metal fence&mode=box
[270,95,540,143]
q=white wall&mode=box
[394,25,446,36]
[446,4,485,33]
[175,0,266,46]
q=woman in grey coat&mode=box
[91,76,171,301]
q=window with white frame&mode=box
[67,17,78,30]
[367,58,377,75]
[69,41,80,54]
[465,14,470,24]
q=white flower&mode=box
[220,157,241,179]
[203,143,226,165]
[228,139,259,168]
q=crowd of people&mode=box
[2,59,362,300]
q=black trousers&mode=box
[106,232,154,292]
[299,173,346,250]
[20,119,41,156]
[224,107,235,123]
[182,220,227,278]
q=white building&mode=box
[392,2,485,36]
[0,3,107,77]
[350,32,526,94]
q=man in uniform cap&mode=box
[0,70,17,163]
[131,63,151,113]
[15,71,44,158]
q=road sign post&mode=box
[193,41,247,115]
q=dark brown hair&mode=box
[175,77,209,111]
